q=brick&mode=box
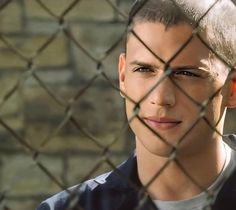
[24,124,128,155]
[0,86,24,119]
[26,20,60,34]
[0,73,21,101]
[1,154,63,195]
[22,82,124,130]
[70,22,126,79]
[66,84,125,134]
[22,84,65,121]
[2,200,38,210]
[0,47,27,69]
[25,0,60,20]
[24,69,73,86]
[66,0,114,21]
[71,45,98,79]
[25,0,114,21]
[101,42,125,79]
[66,154,128,186]
[0,1,23,33]
[25,128,128,154]
[0,34,68,68]
[0,1,136,209]
[0,131,24,151]
[115,0,133,20]
[22,80,127,152]
[70,22,125,57]
[28,34,68,67]
[35,36,68,67]
[0,115,24,133]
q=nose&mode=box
[148,76,176,107]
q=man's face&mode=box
[119,22,230,157]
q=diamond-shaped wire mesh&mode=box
[0,0,235,210]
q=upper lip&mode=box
[143,116,182,123]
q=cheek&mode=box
[193,81,227,124]
[124,78,148,102]
[123,79,139,119]
[123,74,154,120]
[205,89,226,124]
[182,81,217,105]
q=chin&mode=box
[136,137,177,158]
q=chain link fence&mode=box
[0,0,235,210]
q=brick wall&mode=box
[0,1,235,210]
[0,1,134,209]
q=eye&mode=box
[133,66,154,73]
[172,70,200,78]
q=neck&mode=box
[136,137,226,201]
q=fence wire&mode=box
[0,0,235,210]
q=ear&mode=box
[226,66,236,109]
[118,53,126,97]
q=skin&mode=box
[118,22,236,200]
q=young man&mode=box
[37,0,236,209]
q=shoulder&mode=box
[223,134,236,151]
[36,153,138,210]
[36,172,111,210]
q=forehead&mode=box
[126,21,210,67]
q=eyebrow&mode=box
[129,61,208,72]
[129,60,161,69]
[171,65,208,71]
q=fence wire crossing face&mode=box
[0,0,235,210]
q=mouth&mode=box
[142,117,182,131]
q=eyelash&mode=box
[133,66,154,73]
[133,66,200,78]
[171,70,200,78]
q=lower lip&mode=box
[143,119,181,131]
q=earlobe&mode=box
[232,78,236,93]
[118,53,126,97]
[226,67,236,109]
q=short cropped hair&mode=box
[128,0,236,67]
